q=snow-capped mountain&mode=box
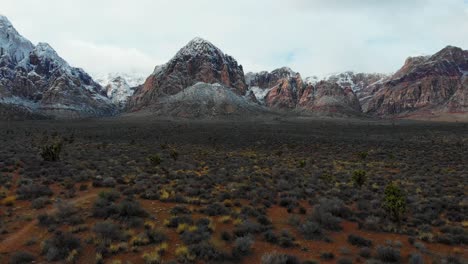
[94,73,145,107]
[303,72,389,92]
[0,15,116,118]
[128,37,247,111]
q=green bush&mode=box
[383,182,406,222]
[351,169,367,187]
[40,141,63,162]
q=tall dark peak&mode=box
[128,37,247,111]
[0,15,115,119]
[0,15,34,63]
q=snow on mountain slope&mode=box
[128,37,246,111]
[0,15,34,63]
[151,82,265,117]
[0,15,116,118]
[304,72,389,92]
[95,73,145,106]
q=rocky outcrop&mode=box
[0,15,116,118]
[128,37,247,111]
[366,46,468,116]
[245,67,361,115]
[324,72,389,93]
[246,67,305,109]
[299,81,362,114]
[95,73,145,108]
[148,82,264,118]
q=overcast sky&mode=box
[2,0,468,77]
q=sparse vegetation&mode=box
[0,119,466,263]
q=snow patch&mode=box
[249,86,272,104]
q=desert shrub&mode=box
[102,177,117,187]
[362,216,381,231]
[9,251,35,264]
[221,231,233,241]
[263,230,278,244]
[359,247,372,258]
[257,215,272,226]
[165,215,193,228]
[351,169,367,187]
[357,151,368,160]
[16,184,53,200]
[347,234,372,247]
[40,141,63,162]
[142,250,161,264]
[311,198,351,231]
[278,230,296,248]
[409,253,424,264]
[288,215,301,227]
[320,252,334,260]
[38,213,56,227]
[99,190,120,201]
[337,258,353,264]
[312,208,341,231]
[279,197,297,208]
[41,231,80,261]
[234,220,266,236]
[261,252,300,264]
[300,220,323,240]
[175,246,195,262]
[148,154,162,166]
[92,197,118,218]
[189,242,226,261]
[146,228,167,244]
[31,197,49,209]
[93,221,124,241]
[383,182,406,222]
[232,236,254,258]
[170,205,191,215]
[201,203,229,216]
[180,227,211,245]
[445,255,462,264]
[376,246,401,262]
[117,198,147,219]
[436,233,468,245]
[169,149,179,161]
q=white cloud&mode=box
[53,40,158,77]
[1,0,467,77]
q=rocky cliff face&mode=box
[245,67,361,115]
[148,82,264,118]
[246,67,304,109]
[95,73,145,108]
[128,38,247,111]
[0,15,115,118]
[299,81,362,114]
[366,46,468,116]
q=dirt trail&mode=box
[0,192,98,253]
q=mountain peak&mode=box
[431,45,467,61]
[0,15,34,62]
[0,14,12,26]
[175,37,224,59]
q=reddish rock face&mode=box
[128,38,247,111]
[366,46,468,116]
[245,67,304,109]
[246,67,362,115]
[298,81,362,114]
